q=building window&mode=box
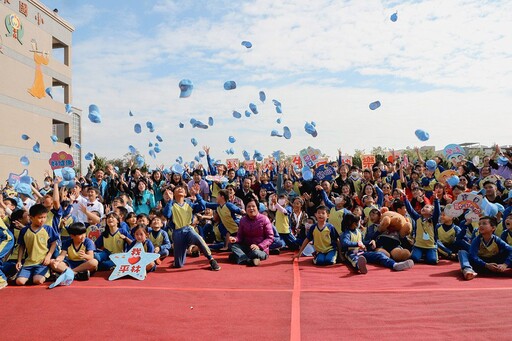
[52,37,70,66]
[71,112,81,170]
[52,119,69,142]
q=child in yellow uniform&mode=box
[16,204,59,286]
[458,216,512,280]
[50,222,98,281]
[294,206,340,265]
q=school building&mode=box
[0,0,80,184]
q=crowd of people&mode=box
[1,144,511,290]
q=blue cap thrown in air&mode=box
[88,105,102,123]
[249,103,258,115]
[497,156,508,166]
[271,130,282,137]
[45,87,53,99]
[224,81,237,90]
[50,135,58,143]
[276,118,281,124]
[243,150,251,161]
[369,101,381,110]
[259,91,266,103]
[134,124,142,134]
[276,106,282,114]
[245,110,251,118]
[179,79,193,98]
[414,129,429,141]
[21,134,30,140]
[272,99,281,107]
[191,138,198,147]
[85,152,94,161]
[228,136,236,143]
[232,111,242,119]
[149,149,156,159]
[241,41,252,48]
[283,126,291,140]
[33,142,40,153]
[129,145,137,154]
[154,146,161,153]
[156,135,163,142]
[172,163,184,174]
[65,104,72,113]
[208,117,214,126]
[179,122,184,128]
[390,12,398,22]
[304,122,318,137]
[135,155,144,167]
[20,156,30,166]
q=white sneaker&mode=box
[357,256,368,274]
[462,268,477,280]
[393,259,414,271]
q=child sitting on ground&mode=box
[50,222,98,281]
[293,206,340,265]
[458,216,512,280]
[341,213,414,274]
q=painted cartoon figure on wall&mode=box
[27,39,49,99]
[5,13,24,44]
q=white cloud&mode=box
[62,0,512,172]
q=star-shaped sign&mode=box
[108,243,159,281]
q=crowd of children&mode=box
[1,144,511,289]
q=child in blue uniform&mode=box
[0,217,14,289]
[500,215,512,246]
[341,213,414,274]
[294,206,340,265]
[269,194,299,250]
[16,204,59,286]
[436,208,467,260]
[458,216,512,280]
[148,217,171,264]
[50,222,98,281]
[404,195,440,264]
[94,212,133,270]
[200,189,245,251]
[128,224,156,273]
[163,185,220,271]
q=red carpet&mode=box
[1,254,511,340]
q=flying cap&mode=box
[224,81,237,90]
[179,79,193,98]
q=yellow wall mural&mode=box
[27,39,49,99]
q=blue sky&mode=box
[42,0,512,168]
